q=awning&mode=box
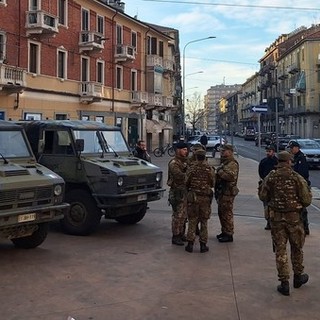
[146,119,162,133]
[159,120,173,130]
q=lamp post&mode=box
[182,36,216,138]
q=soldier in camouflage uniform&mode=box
[185,149,215,253]
[215,144,239,243]
[259,151,312,296]
[167,142,189,246]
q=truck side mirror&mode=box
[75,139,84,152]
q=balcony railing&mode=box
[131,91,148,104]
[147,55,163,68]
[79,31,104,52]
[25,10,59,35]
[79,82,103,103]
[148,93,162,106]
[114,45,136,62]
[0,64,26,92]
[163,59,174,71]
[162,96,173,108]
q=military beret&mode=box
[221,144,234,151]
[278,151,293,161]
[175,142,188,149]
[194,149,206,156]
[288,141,300,148]
[265,145,275,151]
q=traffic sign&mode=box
[251,105,268,112]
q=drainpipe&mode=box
[143,27,150,142]
[111,11,118,123]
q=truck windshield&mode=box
[0,130,32,158]
[73,130,129,153]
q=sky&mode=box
[124,0,320,97]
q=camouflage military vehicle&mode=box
[20,120,165,236]
[0,121,69,248]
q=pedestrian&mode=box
[200,133,208,148]
[258,151,312,296]
[288,141,310,235]
[167,141,189,246]
[258,145,278,230]
[215,144,239,243]
[132,140,151,162]
[185,148,215,253]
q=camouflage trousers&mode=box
[171,198,187,236]
[186,195,211,243]
[271,212,305,282]
[217,195,235,235]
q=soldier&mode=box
[167,141,189,246]
[185,149,215,253]
[259,151,312,296]
[215,144,239,243]
[258,145,278,230]
[187,143,206,166]
[288,141,310,235]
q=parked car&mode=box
[255,132,272,146]
[190,135,225,151]
[278,135,301,150]
[288,138,320,168]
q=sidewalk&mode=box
[149,153,320,320]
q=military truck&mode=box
[0,121,69,248]
[20,120,165,236]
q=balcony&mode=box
[162,96,174,108]
[131,91,148,104]
[79,82,103,103]
[0,64,26,93]
[79,31,104,53]
[163,58,174,72]
[25,10,59,36]
[147,55,163,68]
[114,45,135,62]
[287,64,300,74]
[148,93,162,107]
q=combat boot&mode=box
[180,233,187,242]
[293,273,309,288]
[304,225,310,236]
[185,241,194,253]
[264,220,271,230]
[216,232,226,240]
[277,281,290,296]
[200,242,209,253]
[218,234,233,243]
[172,235,184,246]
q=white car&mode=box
[288,139,320,168]
[190,135,225,151]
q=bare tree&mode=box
[185,92,206,135]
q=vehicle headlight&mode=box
[156,172,162,182]
[117,177,124,186]
[54,185,62,196]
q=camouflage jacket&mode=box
[167,155,188,190]
[186,160,215,195]
[215,155,239,197]
[259,163,312,211]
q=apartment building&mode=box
[0,0,179,149]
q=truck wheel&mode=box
[11,223,48,249]
[61,189,101,236]
[115,205,147,224]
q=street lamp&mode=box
[186,71,204,77]
[182,36,216,138]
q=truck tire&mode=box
[11,223,48,249]
[61,189,101,236]
[115,205,147,224]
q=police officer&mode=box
[259,151,312,296]
[185,149,215,253]
[167,142,189,246]
[288,141,310,235]
[258,145,278,230]
[215,144,239,243]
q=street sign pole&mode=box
[275,98,279,152]
[258,113,262,162]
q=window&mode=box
[116,66,123,90]
[81,8,89,31]
[57,50,67,79]
[55,113,67,120]
[131,31,137,51]
[147,36,151,54]
[58,0,67,25]
[97,15,104,34]
[81,57,89,82]
[131,70,137,91]
[0,32,6,62]
[116,24,122,45]
[159,41,163,57]
[24,112,42,120]
[151,37,157,55]
[29,42,40,74]
[97,60,104,84]
[95,116,104,123]
[29,0,39,10]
